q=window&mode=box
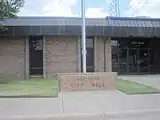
[81,37,94,72]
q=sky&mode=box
[18,0,160,18]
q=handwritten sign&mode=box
[58,72,117,92]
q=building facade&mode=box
[0,17,160,79]
[0,36,111,79]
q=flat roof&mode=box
[0,17,160,37]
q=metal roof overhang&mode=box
[0,17,160,38]
[1,26,160,38]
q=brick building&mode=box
[0,17,160,79]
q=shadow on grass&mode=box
[117,79,160,95]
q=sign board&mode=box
[58,72,117,92]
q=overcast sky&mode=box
[18,0,160,18]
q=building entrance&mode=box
[129,48,150,73]
[29,36,43,76]
[112,38,151,74]
[117,48,150,74]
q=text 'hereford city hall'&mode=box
[0,16,160,79]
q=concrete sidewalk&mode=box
[1,90,160,119]
[118,75,160,90]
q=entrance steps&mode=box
[29,75,43,79]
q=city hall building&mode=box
[0,17,160,79]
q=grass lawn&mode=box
[117,79,160,94]
[0,78,159,97]
[0,79,58,97]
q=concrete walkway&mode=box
[118,75,160,90]
[1,90,160,119]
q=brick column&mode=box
[94,36,105,72]
[43,36,47,78]
[77,37,81,72]
[25,37,29,79]
[105,37,112,72]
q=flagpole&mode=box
[81,0,86,73]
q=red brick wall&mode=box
[45,36,79,78]
[0,36,112,79]
[95,37,112,72]
[0,37,25,79]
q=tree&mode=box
[0,0,24,30]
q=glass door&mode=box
[139,48,150,73]
[29,36,43,76]
[128,48,150,74]
[118,48,128,74]
[128,48,139,73]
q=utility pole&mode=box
[109,0,120,17]
[81,0,86,73]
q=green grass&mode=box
[0,79,58,97]
[117,79,160,94]
[0,78,159,97]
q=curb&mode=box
[1,109,160,120]
[105,109,160,119]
